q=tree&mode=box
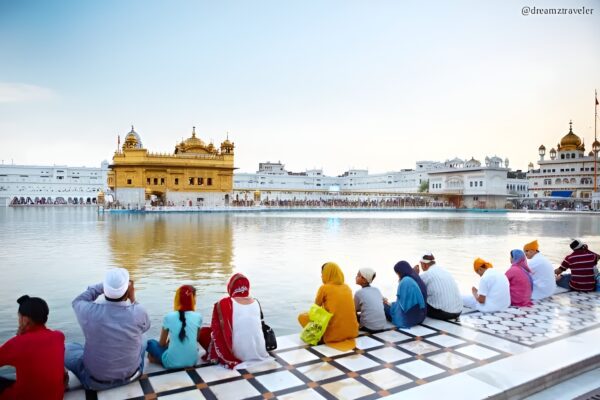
[418,180,429,193]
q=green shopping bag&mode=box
[300,304,333,345]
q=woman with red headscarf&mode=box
[146,285,203,369]
[201,273,271,369]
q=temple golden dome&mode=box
[175,127,211,154]
[559,121,582,151]
[183,127,205,148]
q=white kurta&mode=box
[528,253,557,300]
[231,300,271,369]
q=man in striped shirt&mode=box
[414,252,462,320]
[555,239,599,292]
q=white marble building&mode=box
[233,157,525,208]
[527,121,600,202]
[0,161,109,206]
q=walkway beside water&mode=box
[64,290,600,400]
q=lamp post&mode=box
[538,145,546,160]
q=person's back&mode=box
[319,283,358,343]
[479,269,510,312]
[528,253,556,300]
[561,246,598,292]
[231,300,268,363]
[505,265,532,306]
[0,296,65,400]
[354,286,386,331]
[0,327,65,400]
[75,290,149,381]
[66,269,151,390]
[160,311,202,369]
[420,264,462,315]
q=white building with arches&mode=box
[527,121,600,203]
[0,161,109,206]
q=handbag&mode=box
[257,300,277,351]
[300,304,333,346]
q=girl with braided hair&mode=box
[146,285,204,369]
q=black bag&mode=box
[257,300,277,351]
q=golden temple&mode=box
[107,126,235,207]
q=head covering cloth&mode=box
[393,261,427,300]
[473,257,493,273]
[358,267,376,284]
[322,262,345,285]
[510,249,531,273]
[204,273,251,369]
[174,285,196,311]
[523,240,539,252]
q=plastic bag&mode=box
[300,304,333,345]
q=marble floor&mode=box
[64,291,600,400]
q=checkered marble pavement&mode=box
[64,291,600,400]
[456,290,600,347]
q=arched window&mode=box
[555,178,561,184]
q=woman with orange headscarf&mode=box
[201,273,271,369]
[147,285,203,369]
[298,262,358,350]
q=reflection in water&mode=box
[0,208,599,344]
[108,214,234,280]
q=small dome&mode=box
[538,144,546,151]
[589,151,595,157]
[559,121,582,151]
[528,162,534,168]
[123,126,143,150]
[592,139,600,151]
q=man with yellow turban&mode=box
[462,258,510,312]
[523,240,556,300]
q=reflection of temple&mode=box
[107,126,235,207]
[107,213,234,280]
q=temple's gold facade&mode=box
[107,126,235,207]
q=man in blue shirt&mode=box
[65,268,150,391]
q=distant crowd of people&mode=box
[231,198,450,208]
[0,239,598,399]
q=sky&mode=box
[0,0,599,174]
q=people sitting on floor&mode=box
[506,250,533,307]
[463,258,510,312]
[0,295,65,400]
[201,273,271,369]
[65,268,150,391]
[413,252,462,320]
[298,262,358,350]
[147,285,204,369]
[384,261,427,328]
[523,240,556,300]
[555,239,599,292]
[354,267,387,332]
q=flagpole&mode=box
[592,90,598,193]
[594,90,598,193]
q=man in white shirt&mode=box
[414,252,462,320]
[523,240,556,300]
[463,258,510,312]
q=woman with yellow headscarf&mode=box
[298,262,358,349]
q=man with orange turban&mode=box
[462,258,510,312]
[523,240,556,300]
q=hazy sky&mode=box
[1,0,599,174]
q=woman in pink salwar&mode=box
[505,249,533,307]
